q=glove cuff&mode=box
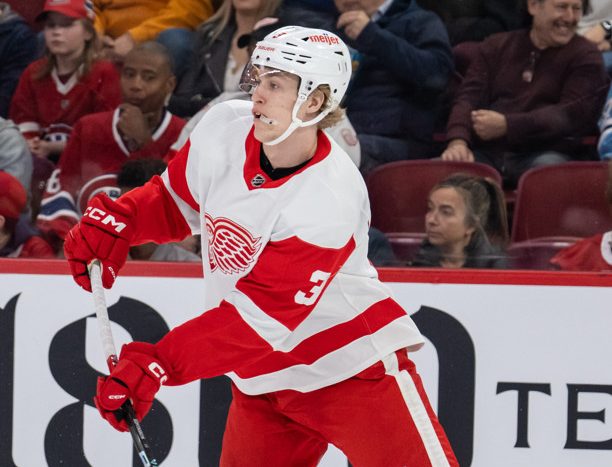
[82,193,134,240]
[119,342,170,386]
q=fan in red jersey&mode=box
[9,0,121,163]
[37,41,185,252]
[64,25,458,466]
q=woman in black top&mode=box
[411,173,508,269]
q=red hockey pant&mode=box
[220,350,458,466]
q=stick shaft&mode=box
[88,260,158,467]
[89,261,117,368]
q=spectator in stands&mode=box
[169,0,282,118]
[0,3,38,118]
[37,41,185,252]
[441,0,610,188]
[117,158,201,262]
[0,117,32,193]
[578,0,612,75]
[368,226,398,266]
[0,171,54,258]
[4,0,45,31]
[333,0,453,175]
[411,173,508,268]
[284,0,336,14]
[94,0,213,76]
[418,0,528,46]
[550,161,612,271]
[598,83,612,160]
[9,0,121,164]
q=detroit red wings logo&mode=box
[205,214,262,274]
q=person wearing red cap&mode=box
[9,0,121,163]
[0,171,54,258]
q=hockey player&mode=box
[37,41,184,251]
[9,0,121,162]
[64,26,458,466]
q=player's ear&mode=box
[305,89,325,115]
[165,74,177,96]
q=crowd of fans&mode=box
[1,0,612,272]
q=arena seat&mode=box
[507,238,580,270]
[511,162,612,243]
[386,232,426,263]
[367,159,503,234]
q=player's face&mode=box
[120,51,176,114]
[425,187,475,252]
[250,68,302,143]
[43,13,92,58]
[528,0,581,47]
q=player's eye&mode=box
[267,80,281,91]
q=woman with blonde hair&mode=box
[169,0,283,118]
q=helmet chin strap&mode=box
[264,94,331,146]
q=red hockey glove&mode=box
[94,342,168,432]
[64,194,133,291]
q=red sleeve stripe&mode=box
[232,297,407,379]
[166,139,199,212]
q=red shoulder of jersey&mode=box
[550,233,612,271]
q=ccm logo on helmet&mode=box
[84,207,127,233]
[308,34,339,45]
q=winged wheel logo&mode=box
[205,214,262,274]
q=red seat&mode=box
[366,159,503,234]
[507,238,579,270]
[386,232,426,263]
[511,162,612,243]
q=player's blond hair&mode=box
[316,85,346,130]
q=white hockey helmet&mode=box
[242,25,352,145]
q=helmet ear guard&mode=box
[241,26,352,145]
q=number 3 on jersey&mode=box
[294,270,331,306]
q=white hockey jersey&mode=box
[125,100,424,395]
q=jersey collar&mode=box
[242,126,331,190]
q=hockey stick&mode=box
[88,259,158,467]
